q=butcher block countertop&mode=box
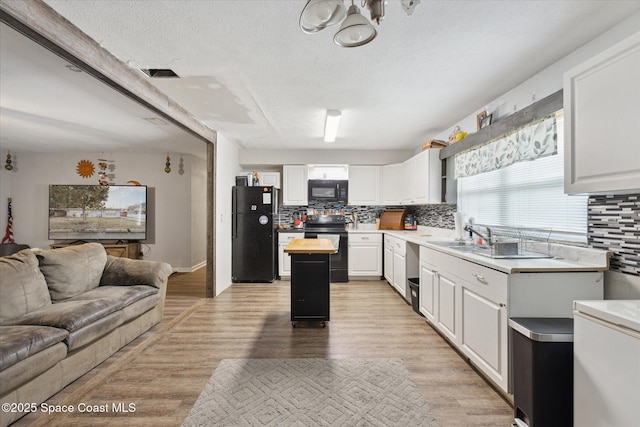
[284,238,337,254]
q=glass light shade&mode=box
[300,0,347,34]
[333,5,377,47]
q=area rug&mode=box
[182,358,440,427]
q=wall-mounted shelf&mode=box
[440,90,563,160]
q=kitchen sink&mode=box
[431,241,551,258]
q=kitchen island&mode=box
[284,238,336,327]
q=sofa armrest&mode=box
[100,256,172,290]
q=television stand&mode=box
[50,241,140,259]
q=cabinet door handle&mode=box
[472,273,488,284]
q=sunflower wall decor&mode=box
[76,160,95,178]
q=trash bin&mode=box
[509,317,574,427]
[407,278,423,317]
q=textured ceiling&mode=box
[2,1,640,155]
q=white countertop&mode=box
[574,300,640,333]
[349,226,611,274]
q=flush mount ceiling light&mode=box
[300,0,419,47]
[324,110,342,142]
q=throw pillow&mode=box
[0,249,52,322]
[35,243,107,301]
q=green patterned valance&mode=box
[454,114,557,179]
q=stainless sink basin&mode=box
[431,241,478,252]
[431,241,551,258]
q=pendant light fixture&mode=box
[300,0,419,47]
[300,0,347,34]
[334,2,376,48]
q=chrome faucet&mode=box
[464,221,493,246]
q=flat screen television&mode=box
[48,185,147,241]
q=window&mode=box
[456,114,588,244]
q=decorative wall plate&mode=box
[76,160,95,178]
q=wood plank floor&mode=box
[13,269,513,426]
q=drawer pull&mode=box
[362,237,369,240]
[472,273,488,284]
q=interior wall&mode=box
[0,150,201,271]
[215,133,240,296]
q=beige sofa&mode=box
[0,243,172,426]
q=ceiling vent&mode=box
[140,68,179,78]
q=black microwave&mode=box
[308,179,348,203]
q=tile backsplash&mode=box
[588,194,639,276]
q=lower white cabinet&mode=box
[460,282,508,391]
[348,233,382,277]
[419,247,460,345]
[384,235,408,300]
[278,232,304,278]
[419,245,604,394]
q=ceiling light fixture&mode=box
[300,0,419,47]
[324,110,342,142]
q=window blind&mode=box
[457,114,588,244]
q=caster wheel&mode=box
[292,321,297,328]
[321,321,326,328]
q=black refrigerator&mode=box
[232,186,278,282]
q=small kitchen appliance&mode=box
[307,179,348,203]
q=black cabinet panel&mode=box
[290,253,330,322]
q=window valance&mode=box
[454,114,558,179]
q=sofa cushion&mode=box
[0,325,68,371]
[0,249,52,322]
[67,285,158,308]
[0,342,67,396]
[0,298,122,332]
[35,243,107,301]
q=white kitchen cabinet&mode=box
[282,165,307,205]
[384,235,409,300]
[418,261,436,323]
[381,163,403,205]
[573,300,640,427]
[460,279,508,392]
[241,171,281,188]
[384,235,394,283]
[564,32,640,194]
[401,149,442,205]
[419,247,460,345]
[348,166,381,205]
[278,232,304,278]
[348,233,382,277]
[393,248,407,299]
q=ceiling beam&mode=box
[0,0,217,145]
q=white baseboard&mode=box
[173,260,206,273]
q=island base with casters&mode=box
[285,238,335,328]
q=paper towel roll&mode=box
[454,212,465,240]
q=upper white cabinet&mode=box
[402,149,442,205]
[381,163,403,205]
[241,171,281,189]
[348,166,381,205]
[282,165,308,205]
[564,32,640,194]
